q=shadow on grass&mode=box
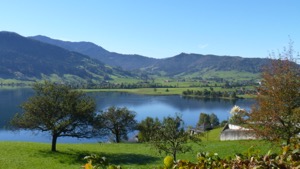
[36,148,160,166]
[93,152,161,166]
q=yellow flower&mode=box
[164,156,174,169]
[83,160,93,169]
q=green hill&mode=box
[30,35,270,79]
[150,53,269,76]
[0,32,133,84]
[29,35,158,71]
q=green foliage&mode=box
[137,117,161,142]
[150,115,201,161]
[94,106,137,143]
[10,81,96,151]
[159,143,300,168]
[182,88,244,99]
[197,113,219,129]
[197,113,211,129]
[163,156,174,169]
[209,113,220,127]
[83,154,122,169]
[197,112,210,127]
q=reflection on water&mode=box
[0,88,33,127]
[92,92,254,126]
[0,88,255,143]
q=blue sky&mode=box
[1,0,300,59]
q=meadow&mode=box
[0,128,279,169]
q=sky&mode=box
[0,0,300,59]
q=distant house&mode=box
[220,124,256,141]
[189,123,212,135]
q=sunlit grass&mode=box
[0,127,280,169]
[81,86,253,97]
[82,87,194,95]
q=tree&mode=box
[209,113,220,127]
[137,117,161,142]
[249,44,300,145]
[95,106,137,143]
[151,115,200,161]
[10,81,96,151]
[220,120,228,127]
[197,112,210,128]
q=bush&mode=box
[163,156,174,169]
[159,143,300,168]
[82,143,300,168]
[82,154,122,169]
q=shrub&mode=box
[82,154,122,169]
[160,143,300,168]
[163,156,174,169]
[82,143,300,168]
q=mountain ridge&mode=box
[30,35,270,77]
[29,35,158,71]
[0,31,132,82]
[151,53,268,75]
[0,31,272,83]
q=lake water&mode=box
[0,88,255,143]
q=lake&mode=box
[0,88,255,143]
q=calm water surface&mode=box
[0,88,255,143]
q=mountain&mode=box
[29,35,158,71]
[30,35,271,77]
[0,31,132,82]
[148,53,270,76]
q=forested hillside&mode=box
[0,31,273,85]
[148,53,270,76]
[0,32,133,82]
[30,35,158,70]
[31,35,271,77]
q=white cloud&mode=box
[198,44,208,49]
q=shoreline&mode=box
[82,88,256,99]
[0,86,256,99]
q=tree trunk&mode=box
[51,134,58,152]
[286,136,291,145]
[173,151,177,161]
[115,130,120,143]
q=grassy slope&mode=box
[0,128,279,169]
[197,128,278,157]
[201,70,259,81]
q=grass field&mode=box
[82,86,251,96]
[0,128,280,169]
[1,75,257,99]
[82,87,201,95]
